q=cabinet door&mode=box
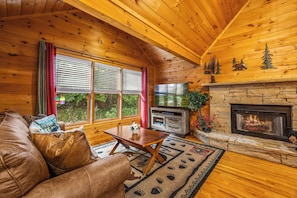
[166,117,182,132]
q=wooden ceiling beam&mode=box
[63,0,201,65]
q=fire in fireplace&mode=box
[231,104,292,141]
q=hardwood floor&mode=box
[97,133,297,197]
[185,136,297,198]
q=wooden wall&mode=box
[156,0,297,86]
[0,10,153,145]
[202,0,297,83]
[154,0,297,130]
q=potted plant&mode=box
[188,91,216,136]
[188,91,211,117]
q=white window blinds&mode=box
[94,62,121,93]
[123,69,142,94]
[56,55,92,93]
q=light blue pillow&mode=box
[29,114,61,133]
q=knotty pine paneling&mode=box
[0,10,152,144]
[0,10,151,116]
[202,0,297,83]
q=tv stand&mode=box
[150,107,189,137]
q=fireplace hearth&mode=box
[231,104,292,141]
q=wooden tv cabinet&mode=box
[150,107,190,137]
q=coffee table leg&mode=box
[109,141,120,155]
[143,141,165,175]
[109,140,131,155]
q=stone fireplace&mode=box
[194,80,297,167]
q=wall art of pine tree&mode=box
[216,60,221,74]
[261,43,275,69]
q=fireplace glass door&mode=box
[235,112,285,136]
[231,104,292,141]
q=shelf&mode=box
[202,78,297,87]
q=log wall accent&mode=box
[0,10,152,145]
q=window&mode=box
[122,69,142,117]
[55,55,142,124]
[56,55,92,124]
[94,63,120,120]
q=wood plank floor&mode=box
[97,133,297,197]
[185,136,297,198]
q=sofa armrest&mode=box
[23,154,131,198]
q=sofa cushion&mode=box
[29,114,61,133]
[0,111,50,197]
[30,128,97,176]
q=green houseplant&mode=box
[188,91,212,132]
[188,91,211,115]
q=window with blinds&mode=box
[94,63,120,93]
[123,69,142,94]
[55,54,142,123]
[56,55,92,93]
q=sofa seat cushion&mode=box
[30,129,98,176]
[0,111,50,198]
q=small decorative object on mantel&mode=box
[203,55,220,83]
[261,43,275,69]
[232,58,247,71]
[129,121,140,134]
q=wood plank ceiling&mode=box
[0,0,248,65]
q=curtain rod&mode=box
[55,46,143,70]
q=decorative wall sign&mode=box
[203,56,221,74]
[232,58,247,71]
[203,55,221,83]
[261,43,275,69]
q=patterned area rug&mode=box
[93,135,224,198]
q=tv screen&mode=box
[154,83,189,108]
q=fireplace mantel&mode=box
[202,78,297,87]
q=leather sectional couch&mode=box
[0,111,131,198]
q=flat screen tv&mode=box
[154,83,189,108]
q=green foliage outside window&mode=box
[56,93,88,124]
[57,93,140,123]
[94,94,118,119]
[123,94,139,117]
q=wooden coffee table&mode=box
[104,126,169,175]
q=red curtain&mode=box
[141,67,148,128]
[45,42,57,116]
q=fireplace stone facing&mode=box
[195,81,297,167]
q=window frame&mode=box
[55,54,142,125]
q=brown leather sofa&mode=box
[0,111,131,198]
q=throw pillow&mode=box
[29,114,60,133]
[30,129,97,176]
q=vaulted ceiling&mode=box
[0,0,248,65]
